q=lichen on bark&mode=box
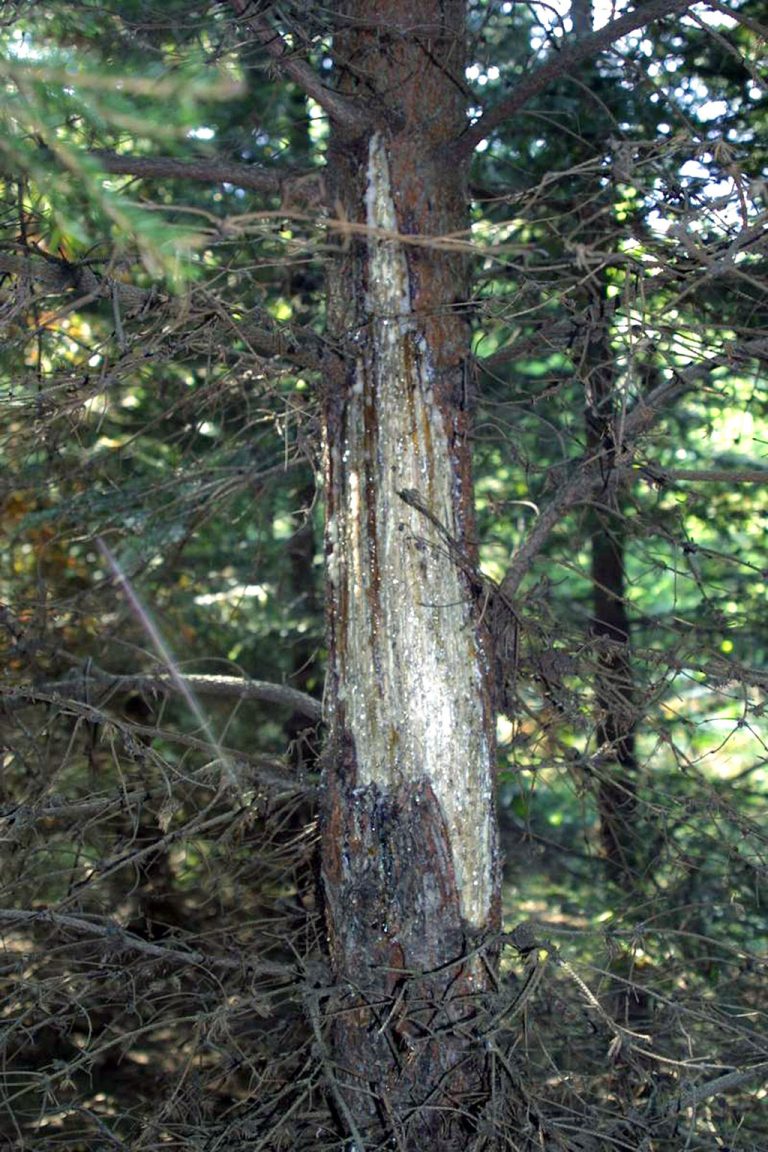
[327,131,495,927]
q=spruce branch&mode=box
[453,0,697,158]
[91,150,327,212]
[228,1,370,134]
[4,668,323,723]
[91,150,286,197]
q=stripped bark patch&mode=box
[327,133,494,927]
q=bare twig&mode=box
[0,247,328,370]
[0,908,291,977]
[228,1,370,135]
[453,0,696,158]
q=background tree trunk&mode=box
[568,0,639,886]
[320,3,500,1144]
[585,349,640,882]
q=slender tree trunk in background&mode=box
[571,0,639,886]
[583,313,639,883]
[283,84,323,771]
[320,2,500,1143]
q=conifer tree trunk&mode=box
[320,2,500,1143]
[585,343,639,882]
[570,0,639,885]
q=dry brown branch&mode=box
[657,1061,768,1117]
[0,248,328,370]
[0,752,307,834]
[0,908,291,977]
[498,374,693,599]
[8,668,323,722]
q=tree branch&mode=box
[652,1062,768,1122]
[479,322,574,373]
[639,465,768,485]
[0,247,329,372]
[498,374,693,599]
[0,248,154,313]
[0,907,291,976]
[2,759,307,834]
[705,0,768,40]
[92,149,285,196]
[228,1,370,134]
[92,150,327,211]
[453,0,697,158]
[5,668,323,722]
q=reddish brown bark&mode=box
[320,3,500,1144]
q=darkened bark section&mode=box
[320,2,500,1144]
[322,745,493,1144]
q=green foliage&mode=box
[0,18,243,273]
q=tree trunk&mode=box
[320,3,500,1144]
[570,0,640,883]
[583,307,640,884]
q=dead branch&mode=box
[0,907,292,977]
[639,465,768,485]
[454,0,696,158]
[228,1,370,135]
[0,247,328,370]
[498,374,692,599]
[11,668,324,723]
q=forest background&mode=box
[0,1,766,1149]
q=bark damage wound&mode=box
[328,133,493,927]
